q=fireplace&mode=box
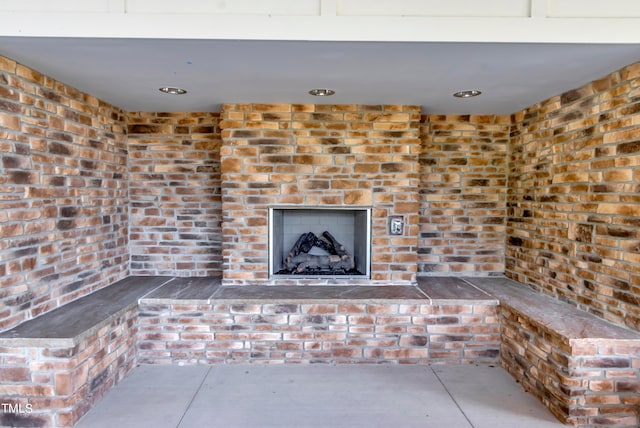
[269,207,371,278]
[220,103,421,286]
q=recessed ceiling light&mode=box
[308,88,335,96]
[453,90,482,98]
[159,87,188,95]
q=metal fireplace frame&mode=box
[268,206,372,279]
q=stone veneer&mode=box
[127,112,223,276]
[506,61,640,331]
[0,55,129,332]
[219,104,422,285]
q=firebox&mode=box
[269,207,371,278]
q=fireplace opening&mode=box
[269,207,371,278]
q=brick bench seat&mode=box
[0,276,501,427]
[0,276,173,427]
[467,277,640,428]
[14,275,638,427]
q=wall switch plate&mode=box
[389,216,404,235]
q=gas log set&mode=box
[278,231,361,275]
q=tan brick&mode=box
[344,189,372,205]
[604,128,640,144]
[221,157,242,173]
[0,55,17,72]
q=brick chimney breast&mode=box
[220,104,421,286]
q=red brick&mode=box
[0,367,29,382]
[300,304,335,315]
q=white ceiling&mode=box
[0,37,639,114]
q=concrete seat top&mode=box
[468,277,640,342]
[0,276,174,346]
[0,275,500,346]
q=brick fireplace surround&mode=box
[1,54,640,427]
[220,103,421,285]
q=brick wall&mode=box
[506,61,640,331]
[137,299,500,365]
[2,50,639,336]
[127,112,222,276]
[0,55,129,331]
[220,104,421,285]
[419,114,509,276]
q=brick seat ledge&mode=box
[0,276,173,347]
[0,276,173,427]
[14,275,626,427]
[467,276,640,428]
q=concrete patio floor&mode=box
[76,364,565,428]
